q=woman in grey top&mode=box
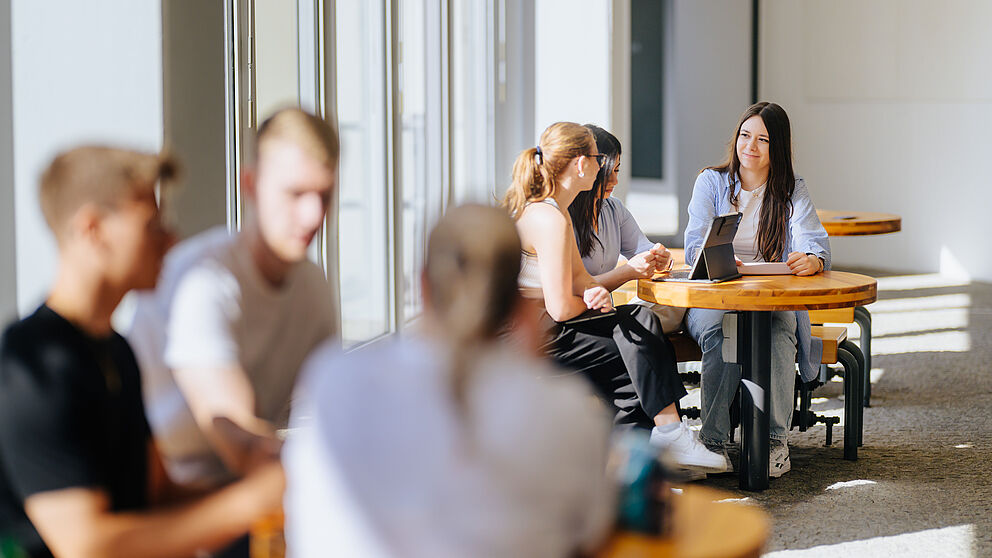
[568,125,684,333]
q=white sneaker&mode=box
[650,422,729,473]
[703,441,738,473]
[769,440,791,478]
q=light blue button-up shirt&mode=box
[684,169,831,381]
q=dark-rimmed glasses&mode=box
[585,153,606,167]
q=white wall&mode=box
[10,1,164,316]
[761,0,992,281]
[534,0,612,136]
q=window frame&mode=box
[224,0,485,348]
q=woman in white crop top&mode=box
[501,122,725,474]
[568,125,685,334]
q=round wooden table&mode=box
[817,210,901,236]
[598,485,769,558]
[638,271,877,490]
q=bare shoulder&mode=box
[518,201,567,233]
[517,203,567,255]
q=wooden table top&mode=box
[597,485,769,558]
[817,210,901,236]
[637,270,877,312]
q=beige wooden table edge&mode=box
[636,271,878,312]
[817,210,902,236]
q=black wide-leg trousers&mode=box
[541,304,686,429]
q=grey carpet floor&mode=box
[692,269,992,557]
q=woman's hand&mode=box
[787,251,823,276]
[648,243,672,273]
[583,285,614,313]
[627,243,671,279]
[626,250,659,278]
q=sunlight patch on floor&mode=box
[868,293,971,313]
[825,479,876,491]
[869,308,969,337]
[716,496,754,504]
[872,330,971,355]
[763,524,974,558]
[875,273,971,291]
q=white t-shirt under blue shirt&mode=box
[732,184,766,262]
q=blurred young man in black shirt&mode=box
[0,147,284,558]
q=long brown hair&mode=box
[708,102,795,262]
[501,122,595,218]
[570,125,621,257]
[424,204,522,418]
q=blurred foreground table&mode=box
[251,486,769,558]
[597,485,769,558]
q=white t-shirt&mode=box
[127,227,335,486]
[733,184,766,262]
[284,337,615,558]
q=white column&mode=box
[534,0,613,135]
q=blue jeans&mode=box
[686,308,797,445]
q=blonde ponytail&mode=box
[501,122,595,218]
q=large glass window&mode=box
[227,0,494,347]
[336,0,391,345]
[451,0,495,204]
[398,0,446,323]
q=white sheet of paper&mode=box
[739,262,792,275]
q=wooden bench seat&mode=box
[808,307,855,325]
[811,325,847,364]
[668,332,703,362]
[669,326,847,365]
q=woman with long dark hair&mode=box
[569,125,684,333]
[684,102,830,478]
[504,121,724,473]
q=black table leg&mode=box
[854,306,872,407]
[738,311,771,491]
